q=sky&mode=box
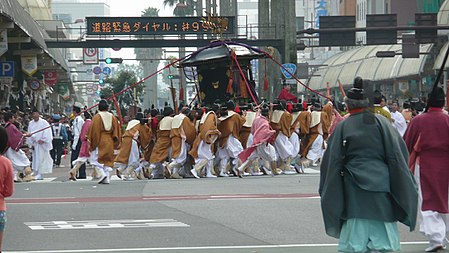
[108,0,175,60]
[109,0,174,17]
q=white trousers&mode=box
[195,140,214,164]
[414,164,449,248]
[274,132,293,160]
[247,143,277,163]
[216,135,243,170]
[31,145,53,175]
[116,140,141,171]
[306,134,324,163]
[246,134,253,148]
[5,148,30,172]
[172,140,189,166]
[289,132,300,160]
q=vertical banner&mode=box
[21,55,38,77]
[0,30,7,57]
[44,70,58,87]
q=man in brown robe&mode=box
[301,102,332,167]
[167,108,196,179]
[88,100,121,184]
[216,100,245,177]
[270,100,294,174]
[189,104,221,178]
[115,113,151,180]
[149,106,174,179]
[239,105,256,149]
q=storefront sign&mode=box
[21,55,38,77]
[44,70,57,86]
[0,30,8,57]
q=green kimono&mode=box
[319,110,418,238]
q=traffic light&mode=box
[167,74,179,79]
[104,57,123,64]
[98,79,105,85]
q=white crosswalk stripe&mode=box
[25,219,190,230]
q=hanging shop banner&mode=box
[0,30,8,57]
[44,70,58,87]
[21,55,38,77]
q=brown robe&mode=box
[88,112,121,167]
[270,110,293,138]
[290,111,301,134]
[189,112,220,159]
[115,121,152,165]
[320,103,333,140]
[149,116,173,164]
[239,111,256,149]
[217,111,246,148]
[140,124,153,162]
[170,114,196,159]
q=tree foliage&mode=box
[100,66,141,107]
[163,0,196,16]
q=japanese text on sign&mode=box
[86,16,235,35]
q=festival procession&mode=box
[1,1,449,253]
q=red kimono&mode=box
[404,108,449,213]
[277,88,298,103]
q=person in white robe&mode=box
[27,110,53,180]
[391,102,407,137]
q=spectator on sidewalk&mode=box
[50,114,68,168]
[71,103,85,179]
[0,126,14,252]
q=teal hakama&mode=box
[319,110,418,253]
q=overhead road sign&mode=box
[280,63,297,79]
[367,14,397,45]
[103,66,111,75]
[415,13,437,44]
[93,66,102,75]
[83,48,99,64]
[319,16,356,47]
[86,16,235,36]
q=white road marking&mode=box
[4,242,429,253]
[207,197,319,201]
[9,202,80,205]
[10,197,76,200]
[24,219,190,230]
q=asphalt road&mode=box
[3,167,429,253]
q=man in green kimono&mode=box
[319,77,418,253]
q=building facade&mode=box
[51,0,111,107]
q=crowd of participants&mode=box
[0,87,442,184]
[0,76,448,252]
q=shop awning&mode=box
[0,0,69,71]
[307,44,433,90]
